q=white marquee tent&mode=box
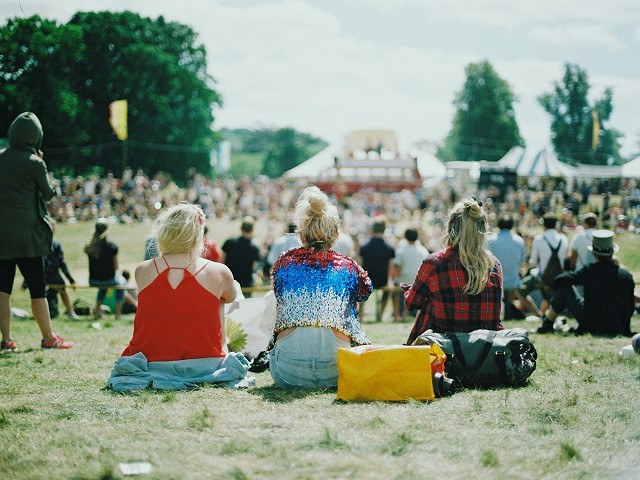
[283,145,338,179]
[621,156,640,178]
[498,146,578,177]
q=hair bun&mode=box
[307,196,326,218]
[466,201,481,219]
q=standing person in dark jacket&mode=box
[0,112,74,350]
[536,230,636,336]
[222,216,260,296]
[85,219,124,319]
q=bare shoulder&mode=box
[196,259,235,298]
[135,259,158,290]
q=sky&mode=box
[2,0,640,158]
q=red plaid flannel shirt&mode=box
[405,247,503,344]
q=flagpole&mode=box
[121,138,128,176]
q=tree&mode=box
[68,11,221,178]
[438,60,523,162]
[538,63,622,165]
[0,16,88,153]
[0,12,221,180]
[262,128,304,179]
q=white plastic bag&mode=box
[224,290,276,356]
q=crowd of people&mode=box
[1,112,638,394]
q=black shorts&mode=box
[0,257,46,298]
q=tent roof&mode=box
[283,145,337,178]
[498,147,577,177]
[621,156,640,178]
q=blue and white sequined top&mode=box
[270,247,372,347]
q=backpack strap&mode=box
[542,235,561,253]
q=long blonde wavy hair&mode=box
[294,186,339,249]
[443,198,494,295]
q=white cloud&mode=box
[1,0,638,155]
[528,25,625,50]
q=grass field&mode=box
[1,221,639,480]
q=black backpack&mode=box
[540,237,563,286]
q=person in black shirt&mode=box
[222,216,261,296]
[358,217,396,321]
[84,219,124,319]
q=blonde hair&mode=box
[444,198,493,295]
[294,186,339,249]
[153,203,205,263]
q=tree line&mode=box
[0,12,627,183]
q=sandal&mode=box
[1,338,18,351]
[41,335,75,349]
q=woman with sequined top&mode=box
[268,186,372,389]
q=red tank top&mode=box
[121,258,225,361]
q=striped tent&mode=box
[498,146,577,177]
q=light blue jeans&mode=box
[269,327,351,389]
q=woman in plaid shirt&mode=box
[404,199,503,344]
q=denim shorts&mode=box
[269,327,351,390]
[89,277,125,303]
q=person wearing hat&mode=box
[536,230,635,336]
[85,219,125,319]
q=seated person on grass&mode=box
[268,186,372,390]
[403,198,503,344]
[108,203,251,391]
[536,230,636,336]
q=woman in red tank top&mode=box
[120,203,238,362]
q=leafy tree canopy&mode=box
[538,63,622,165]
[220,127,327,178]
[438,60,523,162]
[0,12,220,180]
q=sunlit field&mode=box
[1,220,639,480]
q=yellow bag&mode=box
[336,344,446,401]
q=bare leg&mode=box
[0,292,11,342]
[115,302,122,320]
[520,294,543,317]
[31,297,55,341]
[94,300,103,319]
[60,288,74,315]
[393,291,401,321]
[379,290,389,321]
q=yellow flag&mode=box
[109,100,128,141]
[591,110,600,151]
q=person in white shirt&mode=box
[519,213,569,317]
[264,223,302,278]
[568,213,597,270]
[333,229,356,258]
[393,228,429,322]
[486,214,526,319]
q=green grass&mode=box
[1,224,639,479]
